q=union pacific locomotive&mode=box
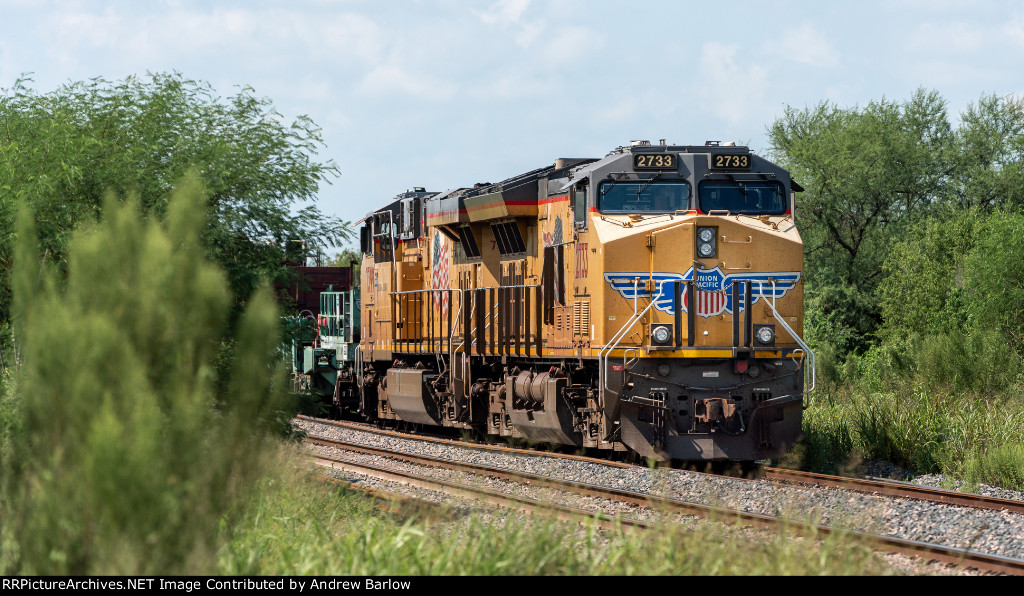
[306,141,814,462]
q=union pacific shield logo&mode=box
[604,268,800,318]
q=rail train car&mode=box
[287,267,361,415]
[355,141,814,462]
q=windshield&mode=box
[698,181,787,215]
[597,180,690,213]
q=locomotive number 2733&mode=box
[633,154,677,170]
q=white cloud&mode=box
[538,26,602,63]
[474,0,531,26]
[906,21,989,54]
[514,19,546,48]
[472,0,548,49]
[770,24,839,68]
[1005,17,1024,49]
[697,42,770,125]
[359,64,457,99]
[40,8,389,70]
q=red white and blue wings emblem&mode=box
[603,267,800,318]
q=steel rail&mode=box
[309,451,649,530]
[298,417,1024,513]
[764,467,1024,516]
[305,435,1024,575]
[298,416,1024,516]
[295,415,636,468]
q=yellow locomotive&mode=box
[355,140,813,462]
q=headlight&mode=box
[697,227,716,258]
[652,324,672,345]
[754,325,775,345]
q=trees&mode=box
[950,94,1024,210]
[769,89,1024,355]
[768,89,954,353]
[771,88,1024,377]
[328,247,363,269]
[877,208,977,337]
[0,72,350,326]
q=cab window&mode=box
[597,180,690,213]
[698,181,786,215]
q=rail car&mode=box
[286,264,361,417]
[344,140,814,462]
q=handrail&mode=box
[482,300,501,333]
[454,296,481,400]
[355,335,364,388]
[753,279,816,404]
[447,288,464,394]
[389,284,542,392]
[599,281,665,402]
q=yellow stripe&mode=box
[586,349,734,358]
[368,345,770,359]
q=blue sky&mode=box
[2,0,1023,250]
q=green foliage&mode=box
[799,380,1024,482]
[854,330,1018,397]
[327,247,362,270]
[799,397,856,474]
[0,72,350,322]
[852,390,952,472]
[880,207,1024,360]
[0,176,288,574]
[962,443,1024,491]
[770,89,953,354]
[878,208,979,336]
[774,90,1024,485]
[804,279,880,356]
[772,90,1024,360]
[962,211,1024,353]
[0,374,18,465]
[951,94,1024,210]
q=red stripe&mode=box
[426,209,465,219]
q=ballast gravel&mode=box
[294,419,1023,574]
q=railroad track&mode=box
[296,415,1024,515]
[763,467,1024,516]
[300,427,1024,575]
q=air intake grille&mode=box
[573,301,590,337]
[490,221,526,255]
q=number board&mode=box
[633,153,677,171]
[710,153,751,171]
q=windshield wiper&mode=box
[636,173,661,196]
[725,174,748,197]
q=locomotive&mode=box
[313,140,814,462]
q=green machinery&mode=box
[292,288,361,411]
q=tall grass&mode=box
[799,333,1024,487]
[220,446,898,576]
[962,443,1024,491]
[798,396,856,474]
[0,176,288,575]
